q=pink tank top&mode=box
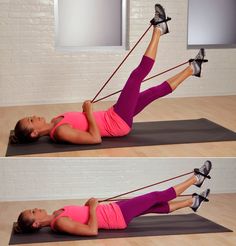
[50,107,131,141]
[50,203,127,230]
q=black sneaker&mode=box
[191,189,210,212]
[189,48,208,77]
[150,4,171,35]
[194,160,212,188]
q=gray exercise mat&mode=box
[6,118,236,156]
[9,213,232,245]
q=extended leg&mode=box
[117,162,212,223]
[133,66,193,116]
[133,81,172,116]
[140,175,197,215]
[144,28,161,60]
[135,192,209,216]
[168,199,193,212]
[173,161,212,203]
[113,27,161,127]
[173,175,197,196]
[132,48,208,115]
[169,189,210,213]
[138,174,199,216]
[166,66,193,90]
[140,198,192,215]
[116,187,176,225]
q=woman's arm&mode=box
[55,198,98,236]
[54,101,102,144]
[82,100,101,143]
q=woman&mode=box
[10,4,207,145]
[14,161,212,235]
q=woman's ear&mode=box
[30,130,39,138]
[32,221,40,229]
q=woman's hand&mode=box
[85,198,98,208]
[54,99,101,145]
[55,197,99,236]
[82,100,93,114]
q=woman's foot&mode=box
[191,189,210,212]
[150,4,171,35]
[189,48,208,77]
[194,160,212,188]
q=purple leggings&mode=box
[114,56,173,127]
[116,187,176,225]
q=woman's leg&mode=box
[133,192,208,216]
[168,199,193,212]
[144,28,161,60]
[166,66,193,90]
[140,175,197,215]
[113,27,161,127]
[133,81,172,116]
[140,202,171,214]
[140,198,193,215]
[117,175,197,225]
[173,175,197,196]
[116,187,176,225]
[133,65,193,116]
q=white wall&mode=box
[0,0,236,106]
[0,158,235,201]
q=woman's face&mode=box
[20,116,46,131]
[23,208,48,222]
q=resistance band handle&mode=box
[188,58,208,63]
[192,193,209,202]
[150,17,171,25]
[194,168,211,179]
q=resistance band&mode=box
[91,24,153,103]
[99,170,194,203]
[93,60,189,103]
[91,18,171,103]
[93,57,208,103]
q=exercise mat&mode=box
[6,118,236,156]
[9,213,232,245]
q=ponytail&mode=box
[9,131,20,144]
[13,222,24,233]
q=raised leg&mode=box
[173,175,197,197]
[133,81,172,116]
[166,66,193,90]
[131,64,195,116]
[116,187,176,225]
[144,28,161,60]
[168,199,193,212]
[132,64,194,115]
[113,27,161,127]
[140,198,193,215]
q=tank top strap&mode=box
[50,207,66,231]
[50,113,67,141]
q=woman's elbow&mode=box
[92,136,102,144]
[89,229,98,236]
[96,137,102,144]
